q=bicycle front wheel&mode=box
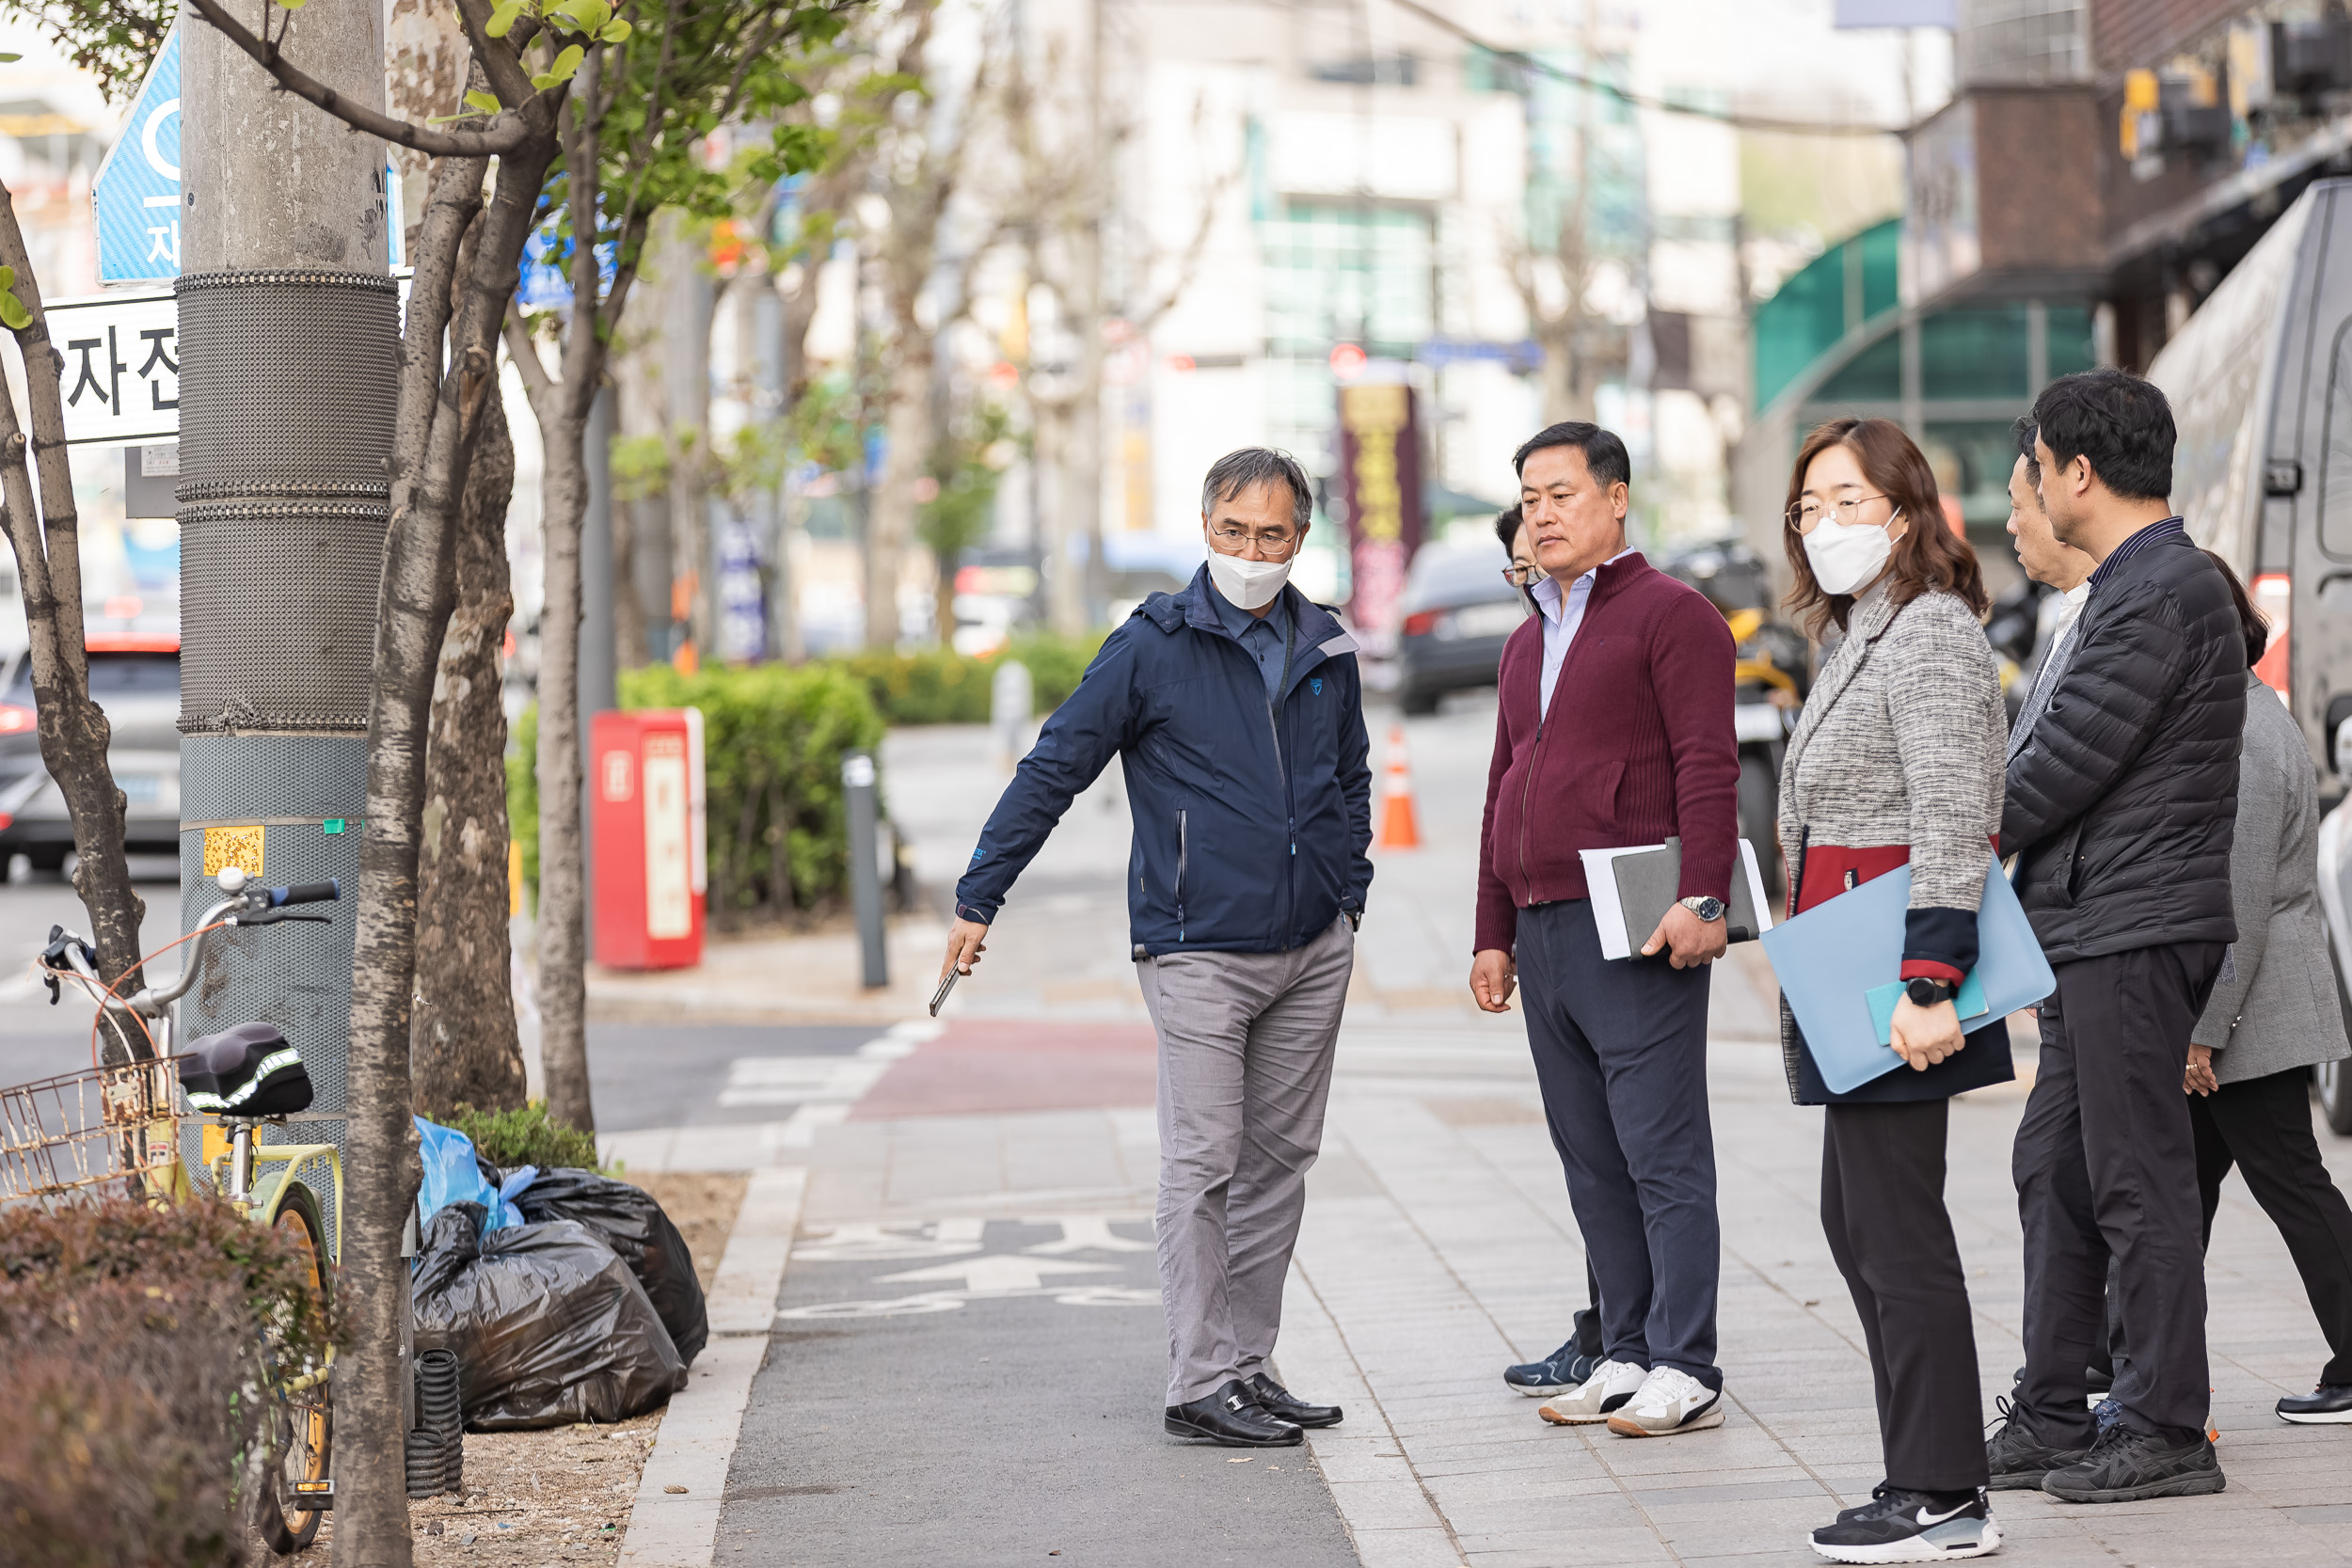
[243,1180,335,1554]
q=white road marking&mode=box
[1021,1212,1154,1254]
[875,1253,1119,1293]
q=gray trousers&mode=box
[1136,916,1354,1405]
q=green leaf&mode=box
[273,0,307,9]
[598,17,631,42]
[0,267,16,293]
[0,291,31,332]
[541,42,584,85]
[464,88,502,116]
[485,0,527,36]
[0,53,21,63]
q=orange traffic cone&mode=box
[1378,724,1421,850]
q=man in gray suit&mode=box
[2175,555,2352,1425]
[2005,418,2094,746]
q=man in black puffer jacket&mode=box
[1988,370,2248,1505]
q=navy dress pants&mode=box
[1517,898,1721,1387]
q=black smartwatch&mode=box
[1906,976,1959,1007]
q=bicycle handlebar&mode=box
[267,879,342,908]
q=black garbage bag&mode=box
[412,1201,486,1298]
[513,1168,709,1364]
[413,1218,688,1431]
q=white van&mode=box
[2148,176,2352,1132]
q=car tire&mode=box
[1400,684,1441,718]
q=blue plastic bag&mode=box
[415,1117,521,1235]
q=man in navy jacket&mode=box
[943,448,1373,1449]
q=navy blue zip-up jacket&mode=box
[955,566,1374,957]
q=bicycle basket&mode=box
[0,1054,186,1204]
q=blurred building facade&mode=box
[1736,0,2352,592]
[1115,0,1762,598]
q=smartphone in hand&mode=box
[929,967,960,1018]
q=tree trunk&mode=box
[867,349,933,649]
[342,139,505,1568]
[535,402,595,1132]
[0,182,145,1060]
[611,490,648,669]
[411,384,525,1117]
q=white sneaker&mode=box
[1606,1365,1724,1437]
[1537,1359,1647,1425]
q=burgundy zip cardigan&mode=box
[1473,551,1740,955]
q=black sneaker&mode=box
[1808,1487,2000,1563]
[1503,1338,1598,1397]
[2041,1424,2225,1503]
[1984,1396,2087,1491]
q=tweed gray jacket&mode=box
[1775,583,2008,1100]
[2194,673,2352,1082]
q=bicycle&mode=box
[7,865,346,1554]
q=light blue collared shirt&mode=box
[1210,581,1294,699]
[1533,548,1635,719]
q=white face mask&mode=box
[1206,550,1292,610]
[1803,515,1900,597]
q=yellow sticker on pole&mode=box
[201,824,264,879]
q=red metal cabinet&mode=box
[591,708,707,970]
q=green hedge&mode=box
[619,661,885,921]
[825,629,1107,725]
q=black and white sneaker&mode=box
[2040,1424,2224,1504]
[1809,1487,2001,1563]
[1504,1338,1599,1397]
[2278,1383,2352,1424]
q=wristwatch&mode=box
[1678,895,1725,923]
[1906,977,1959,1007]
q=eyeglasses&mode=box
[1209,522,1299,559]
[1788,493,1890,532]
[1501,563,1541,588]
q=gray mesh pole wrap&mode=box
[176,269,399,1234]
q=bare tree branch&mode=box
[182,0,541,157]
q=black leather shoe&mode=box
[1985,1396,2089,1491]
[2278,1383,2352,1424]
[1165,1379,1303,1447]
[1246,1371,1343,1429]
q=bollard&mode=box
[844,752,889,988]
[991,658,1034,772]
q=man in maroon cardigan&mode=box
[1469,421,1740,1438]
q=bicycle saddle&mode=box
[179,1022,313,1117]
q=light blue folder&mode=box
[1758,854,2057,1094]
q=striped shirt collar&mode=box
[2086,515,2185,593]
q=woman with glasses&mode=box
[1496,503,1540,613]
[1773,419,2010,1562]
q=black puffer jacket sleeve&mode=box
[1999,533,2247,964]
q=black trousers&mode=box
[2014,942,2225,1444]
[1518,898,1721,1387]
[1822,1100,1989,1491]
[2194,1067,2352,1386]
[1572,1258,1603,1357]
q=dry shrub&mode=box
[0,1195,334,1568]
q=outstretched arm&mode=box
[943,626,1141,976]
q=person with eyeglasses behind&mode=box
[943,448,1373,1449]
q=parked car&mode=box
[2145,177,2352,1132]
[0,633,182,871]
[1395,537,1529,715]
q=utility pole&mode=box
[1073,0,1106,623]
[177,3,393,1210]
